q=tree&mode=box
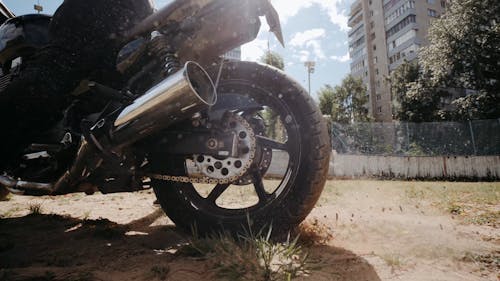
[402,81,447,122]
[259,51,284,70]
[420,0,500,119]
[388,61,447,121]
[318,75,370,123]
[388,61,419,120]
[318,84,335,115]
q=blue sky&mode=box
[3,0,352,100]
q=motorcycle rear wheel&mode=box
[152,61,330,236]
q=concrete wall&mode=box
[267,151,500,180]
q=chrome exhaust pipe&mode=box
[112,61,216,147]
[0,175,53,194]
[0,62,216,196]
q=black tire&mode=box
[152,61,331,236]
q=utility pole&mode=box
[34,1,43,14]
[304,61,315,96]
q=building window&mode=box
[378,106,382,113]
[385,0,416,25]
[386,15,416,38]
[370,32,376,40]
[374,56,378,64]
[440,0,446,8]
[427,0,435,4]
[377,94,381,100]
[373,45,377,51]
[370,21,375,29]
[388,29,417,51]
[370,10,374,17]
[375,68,379,75]
[428,9,438,17]
[369,0,372,5]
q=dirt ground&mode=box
[0,180,498,281]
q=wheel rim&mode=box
[171,81,302,219]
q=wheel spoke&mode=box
[207,183,230,203]
[252,171,269,202]
[256,135,288,151]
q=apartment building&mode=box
[348,0,446,121]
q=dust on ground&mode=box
[0,180,498,281]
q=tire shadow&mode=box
[299,245,382,281]
[0,212,381,281]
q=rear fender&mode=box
[127,0,283,63]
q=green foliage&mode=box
[402,81,447,122]
[178,225,308,281]
[318,75,370,123]
[259,51,285,71]
[449,92,500,120]
[318,85,335,116]
[388,0,500,121]
[262,108,285,141]
[419,0,500,120]
[388,61,448,122]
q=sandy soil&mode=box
[0,180,498,281]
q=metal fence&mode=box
[331,119,500,156]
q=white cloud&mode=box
[295,50,311,62]
[271,0,349,31]
[306,41,326,59]
[331,52,350,62]
[289,28,326,47]
[289,29,326,61]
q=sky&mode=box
[3,0,353,100]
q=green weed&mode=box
[28,202,43,215]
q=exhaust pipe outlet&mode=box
[112,61,216,147]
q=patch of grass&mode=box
[28,202,43,215]
[447,203,464,215]
[81,211,91,221]
[0,207,21,219]
[178,225,309,281]
[298,219,334,246]
[462,251,500,272]
[380,253,404,269]
[466,211,500,227]
[150,265,170,280]
[401,182,500,223]
[404,186,426,200]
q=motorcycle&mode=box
[0,0,331,235]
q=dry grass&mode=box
[28,202,43,215]
[177,225,309,281]
[297,219,334,246]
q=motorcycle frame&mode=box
[0,0,284,196]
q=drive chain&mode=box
[148,115,256,185]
